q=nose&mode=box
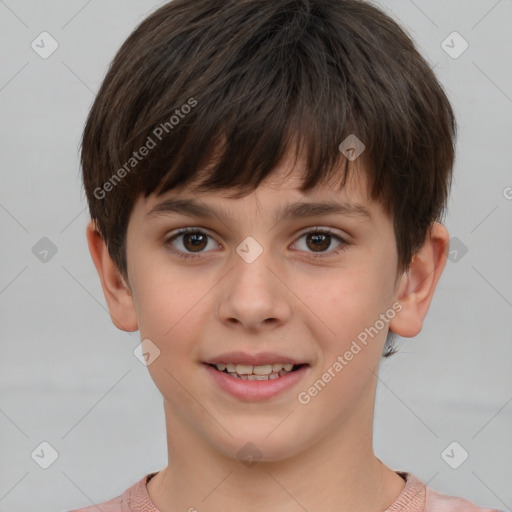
[215,245,293,332]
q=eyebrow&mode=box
[147,197,373,224]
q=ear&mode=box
[86,220,138,332]
[389,222,449,338]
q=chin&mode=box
[210,424,311,464]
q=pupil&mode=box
[185,233,206,252]
[308,233,329,251]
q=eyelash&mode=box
[164,227,349,260]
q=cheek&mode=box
[299,265,388,347]
[292,270,387,422]
[130,259,206,348]
[129,262,209,402]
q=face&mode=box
[123,157,402,462]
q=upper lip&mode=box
[205,351,307,366]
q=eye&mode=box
[291,227,348,257]
[165,226,348,260]
[165,228,219,259]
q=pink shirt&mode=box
[69,471,503,512]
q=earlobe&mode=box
[86,220,138,332]
[389,222,449,338]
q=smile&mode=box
[204,362,309,401]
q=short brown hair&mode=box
[81,0,456,355]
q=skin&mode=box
[87,153,449,512]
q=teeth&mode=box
[213,362,301,379]
[215,363,295,373]
[227,373,278,381]
[235,364,253,375]
[246,374,270,381]
[253,364,273,375]
[272,363,294,372]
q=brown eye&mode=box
[166,228,217,259]
[292,228,347,257]
[182,232,208,252]
[306,232,331,252]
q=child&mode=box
[71,0,503,510]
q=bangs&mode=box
[152,113,357,202]
[120,1,409,210]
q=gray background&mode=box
[1,1,511,511]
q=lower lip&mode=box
[203,364,309,401]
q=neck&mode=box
[147,400,405,512]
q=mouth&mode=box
[207,362,308,381]
[203,360,310,401]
